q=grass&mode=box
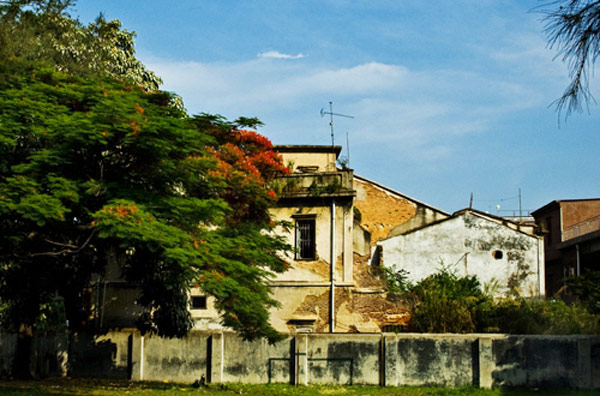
[0,379,599,396]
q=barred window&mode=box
[191,296,207,310]
[295,218,316,260]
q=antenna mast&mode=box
[320,101,354,146]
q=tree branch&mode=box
[29,230,96,257]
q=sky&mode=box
[74,0,600,216]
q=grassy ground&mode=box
[0,379,599,396]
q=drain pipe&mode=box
[576,244,580,276]
[330,198,336,333]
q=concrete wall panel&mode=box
[221,332,294,384]
[395,334,476,387]
[141,332,209,382]
[305,334,381,385]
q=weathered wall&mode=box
[561,200,600,230]
[386,334,478,387]
[379,211,544,297]
[278,150,337,172]
[271,202,353,284]
[218,332,293,384]
[491,335,600,389]
[353,177,448,245]
[2,331,599,389]
[268,198,355,333]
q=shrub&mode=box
[409,266,489,333]
[384,265,600,335]
[490,297,599,335]
[566,270,600,314]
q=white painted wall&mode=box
[378,211,544,297]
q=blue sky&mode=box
[74,1,600,215]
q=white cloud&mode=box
[144,54,558,163]
[258,51,305,59]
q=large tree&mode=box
[542,0,600,117]
[0,0,162,91]
[0,58,291,342]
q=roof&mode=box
[353,174,449,217]
[274,145,342,157]
[381,208,540,240]
[532,198,600,217]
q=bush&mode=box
[408,266,489,333]
[490,297,600,335]
[384,265,600,335]
[566,270,600,314]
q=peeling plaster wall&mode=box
[379,211,544,297]
[353,178,448,245]
[270,202,353,284]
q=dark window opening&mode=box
[191,296,207,310]
[492,250,503,260]
[296,218,316,260]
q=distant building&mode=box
[531,199,600,295]
[378,209,544,297]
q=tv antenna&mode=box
[320,101,354,146]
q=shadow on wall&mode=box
[68,331,133,379]
[492,336,599,390]
[5,330,69,379]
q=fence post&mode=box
[296,334,308,386]
[209,332,224,383]
[383,334,398,387]
[475,337,493,389]
[577,337,592,389]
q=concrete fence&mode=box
[1,330,599,389]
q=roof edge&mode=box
[274,145,342,156]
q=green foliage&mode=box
[0,0,162,91]
[0,59,290,342]
[386,265,600,335]
[541,0,600,118]
[565,270,600,314]
[382,267,412,297]
[34,298,67,331]
[488,297,600,335]
[408,265,488,333]
[0,378,593,396]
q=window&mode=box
[295,217,316,260]
[191,296,207,310]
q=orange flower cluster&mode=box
[235,129,273,150]
[102,203,139,218]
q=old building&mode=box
[532,199,600,296]
[102,144,544,334]
[188,145,450,333]
[378,209,545,297]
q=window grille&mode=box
[191,296,207,310]
[296,219,316,259]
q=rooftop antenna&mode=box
[346,131,350,168]
[320,101,354,146]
